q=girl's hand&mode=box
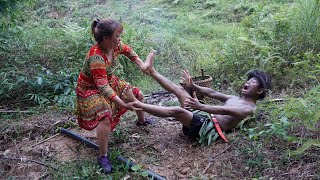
[181,70,194,88]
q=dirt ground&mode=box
[1,90,317,179]
[1,90,238,179]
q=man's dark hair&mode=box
[247,69,272,100]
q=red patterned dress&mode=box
[76,42,140,131]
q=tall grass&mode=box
[291,0,320,53]
[1,0,320,109]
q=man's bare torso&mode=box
[215,96,256,131]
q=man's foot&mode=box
[145,50,156,75]
[98,156,112,174]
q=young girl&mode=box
[76,18,155,173]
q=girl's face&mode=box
[101,28,122,50]
[111,28,122,49]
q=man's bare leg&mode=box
[145,51,191,107]
[124,88,193,126]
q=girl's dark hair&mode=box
[247,69,272,100]
[91,18,123,43]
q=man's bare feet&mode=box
[145,50,156,75]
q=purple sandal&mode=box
[98,155,112,174]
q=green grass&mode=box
[51,151,146,180]
[1,0,320,178]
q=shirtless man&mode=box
[125,52,272,145]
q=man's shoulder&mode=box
[226,96,256,108]
[226,95,242,102]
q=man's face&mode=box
[242,77,262,97]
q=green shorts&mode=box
[182,110,221,146]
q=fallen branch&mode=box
[24,133,60,151]
[209,145,231,162]
[144,90,172,98]
[0,110,32,113]
[265,98,287,103]
[40,120,61,136]
[1,156,58,170]
[202,162,212,174]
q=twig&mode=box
[1,157,58,170]
[209,145,231,162]
[265,98,287,103]
[40,120,61,135]
[0,110,32,113]
[13,140,21,157]
[151,90,171,95]
[202,162,212,174]
[24,133,60,151]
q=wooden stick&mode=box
[24,133,60,151]
[202,162,212,174]
[40,120,61,135]
[209,145,231,161]
[1,157,58,170]
[265,98,287,103]
[0,110,32,113]
[201,69,204,80]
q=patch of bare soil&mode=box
[1,90,319,179]
[0,91,234,179]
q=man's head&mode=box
[242,70,272,100]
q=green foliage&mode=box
[4,0,319,111]
[251,86,320,135]
[52,159,104,179]
[210,0,320,90]
[51,148,149,179]
[2,0,320,178]
[290,0,320,53]
[130,164,149,177]
[244,85,320,161]
[236,141,268,172]
[283,86,320,129]
[290,139,320,156]
[0,0,35,24]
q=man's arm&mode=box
[191,84,232,102]
[199,104,254,118]
[181,70,231,102]
[184,96,254,118]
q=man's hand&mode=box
[122,86,142,111]
[184,92,203,110]
[181,70,194,88]
[124,102,142,111]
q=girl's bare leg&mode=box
[96,117,111,157]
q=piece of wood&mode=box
[24,133,60,151]
[1,157,58,170]
[201,69,205,80]
[40,120,61,135]
[209,145,231,162]
[202,162,212,174]
[0,110,32,113]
